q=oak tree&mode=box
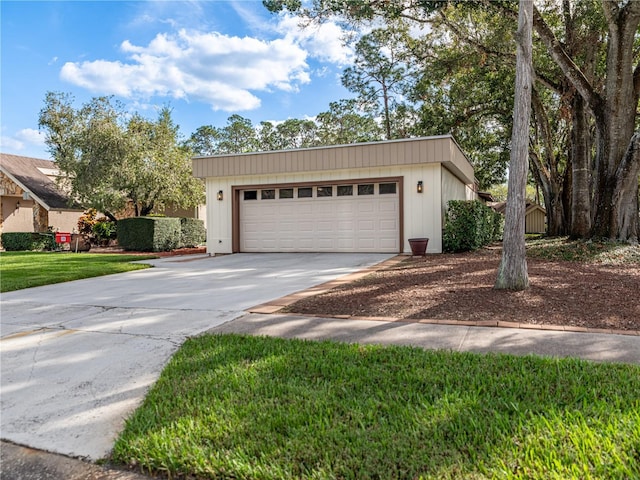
[39,92,204,219]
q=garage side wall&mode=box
[441,167,472,225]
[205,163,444,254]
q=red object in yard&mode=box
[55,232,71,243]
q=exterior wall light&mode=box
[417,181,423,193]
[15,201,21,210]
[217,190,224,201]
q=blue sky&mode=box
[1,1,355,159]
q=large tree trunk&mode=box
[495,0,532,291]
[590,5,640,242]
[610,132,640,243]
[533,1,640,242]
[569,94,591,238]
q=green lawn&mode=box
[112,334,640,480]
[525,236,640,264]
[0,251,156,292]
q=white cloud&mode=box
[0,135,24,151]
[275,15,355,66]
[16,128,46,146]
[0,129,48,158]
[60,29,309,111]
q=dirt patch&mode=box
[285,247,640,332]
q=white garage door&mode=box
[240,182,399,253]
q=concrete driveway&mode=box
[0,252,393,460]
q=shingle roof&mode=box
[0,153,83,211]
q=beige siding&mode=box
[440,167,468,226]
[194,136,474,186]
[1,196,82,234]
[48,210,83,233]
[161,204,207,229]
[2,197,35,232]
[206,164,444,255]
[403,165,442,252]
[525,207,547,233]
[198,136,476,255]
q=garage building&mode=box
[192,135,476,255]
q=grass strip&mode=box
[525,236,640,264]
[0,252,156,292]
[112,334,640,479]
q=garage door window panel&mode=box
[244,191,258,200]
[317,186,333,197]
[338,185,353,196]
[379,183,397,194]
[298,187,312,198]
[279,188,294,199]
[261,189,276,200]
[358,184,374,195]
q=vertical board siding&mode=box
[192,136,474,186]
[204,165,446,254]
[525,208,546,233]
[195,137,476,255]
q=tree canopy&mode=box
[264,0,640,242]
[39,93,204,220]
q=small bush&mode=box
[443,200,503,252]
[1,232,56,251]
[77,209,98,237]
[117,217,181,252]
[180,218,205,248]
[78,209,117,246]
[92,220,117,245]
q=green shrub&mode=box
[77,209,98,237]
[443,200,503,252]
[92,220,117,245]
[1,232,56,251]
[117,217,181,252]
[180,218,205,248]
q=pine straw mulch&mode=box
[284,242,640,332]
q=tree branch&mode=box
[600,0,619,25]
[437,10,515,61]
[531,5,603,119]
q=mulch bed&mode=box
[286,247,640,332]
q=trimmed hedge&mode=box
[117,217,181,252]
[117,217,205,252]
[180,218,206,248]
[1,232,56,251]
[443,200,503,252]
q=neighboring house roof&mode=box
[490,201,546,215]
[477,191,495,203]
[0,153,83,211]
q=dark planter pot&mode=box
[408,238,429,256]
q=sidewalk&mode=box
[208,312,640,365]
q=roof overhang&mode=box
[193,135,475,185]
[0,166,53,211]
